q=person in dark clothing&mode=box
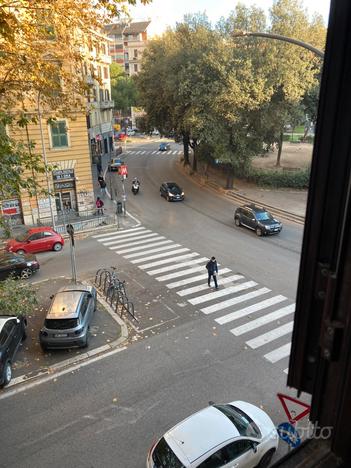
[98,175,107,195]
[206,256,218,289]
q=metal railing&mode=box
[94,267,137,322]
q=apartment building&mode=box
[104,21,151,76]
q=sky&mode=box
[128,0,331,36]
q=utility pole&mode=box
[66,224,77,284]
[121,175,127,216]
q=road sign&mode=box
[119,164,128,176]
[277,393,310,424]
[277,422,301,448]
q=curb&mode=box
[5,279,129,390]
[177,161,305,225]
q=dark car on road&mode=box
[159,142,171,151]
[234,204,282,236]
[0,252,40,280]
[39,285,97,350]
[160,182,184,202]
[0,315,27,387]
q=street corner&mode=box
[9,277,124,387]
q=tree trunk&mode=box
[192,148,197,172]
[276,131,284,167]
[225,169,234,189]
[182,133,190,166]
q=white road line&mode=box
[156,266,207,282]
[178,151,182,154]
[166,268,232,289]
[96,229,150,243]
[109,236,168,254]
[201,288,270,315]
[147,257,208,275]
[246,321,294,349]
[230,304,295,336]
[152,150,157,154]
[138,252,199,269]
[141,151,146,154]
[283,368,289,374]
[124,243,182,259]
[104,233,159,246]
[136,150,142,154]
[215,295,287,325]
[189,281,257,305]
[92,226,145,239]
[264,343,291,363]
[131,248,190,264]
[172,151,177,154]
[177,274,245,297]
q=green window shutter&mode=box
[51,121,68,148]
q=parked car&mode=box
[6,227,64,254]
[160,182,184,202]
[39,285,97,350]
[127,129,135,136]
[0,315,27,387]
[234,204,282,237]
[147,401,279,468]
[159,142,171,151]
[0,251,39,280]
[108,157,124,172]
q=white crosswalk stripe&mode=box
[147,257,208,276]
[131,248,190,264]
[152,150,157,154]
[93,224,296,373]
[177,274,244,297]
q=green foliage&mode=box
[0,278,38,317]
[246,167,310,188]
[110,63,139,114]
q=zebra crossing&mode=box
[124,149,182,156]
[92,226,295,373]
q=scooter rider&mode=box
[132,177,140,186]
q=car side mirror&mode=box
[250,442,257,453]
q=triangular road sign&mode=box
[277,393,310,424]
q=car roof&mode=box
[46,286,93,319]
[27,227,53,233]
[165,182,180,187]
[0,316,17,333]
[164,405,239,464]
[243,204,267,213]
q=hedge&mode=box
[245,167,310,189]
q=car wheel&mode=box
[53,242,63,252]
[235,217,241,227]
[20,268,33,279]
[257,449,275,468]
[81,332,89,348]
[40,343,48,352]
[22,328,27,341]
[167,195,170,202]
[256,227,263,237]
[1,361,12,387]
[16,249,25,255]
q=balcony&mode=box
[85,74,95,86]
[100,100,115,110]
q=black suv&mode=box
[234,205,282,236]
[0,315,27,387]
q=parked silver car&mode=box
[39,285,97,350]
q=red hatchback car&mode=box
[6,227,64,255]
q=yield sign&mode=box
[277,393,310,424]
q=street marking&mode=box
[141,151,146,154]
[131,248,190,264]
[136,150,142,154]
[215,295,287,325]
[230,304,295,336]
[172,150,177,154]
[96,229,150,243]
[92,226,145,239]
[246,321,294,349]
[166,268,232,289]
[201,288,270,314]
[284,368,289,374]
[264,343,291,363]
[177,274,244,297]
[152,150,157,154]
[104,232,159,246]
[112,238,170,253]
[139,252,199,269]
[147,257,208,275]
[189,281,257,305]
[124,243,182,259]
[156,266,206,282]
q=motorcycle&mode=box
[131,182,140,195]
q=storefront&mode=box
[52,169,77,214]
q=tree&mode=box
[0,278,38,317]
[110,63,139,115]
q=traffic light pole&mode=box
[66,224,77,284]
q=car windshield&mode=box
[255,211,273,221]
[152,437,185,468]
[168,184,181,194]
[45,318,79,330]
[214,404,261,438]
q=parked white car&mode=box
[146,401,278,468]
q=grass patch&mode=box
[245,167,310,189]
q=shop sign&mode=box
[1,199,21,215]
[54,181,75,190]
[52,169,75,181]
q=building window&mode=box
[134,64,138,72]
[134,49,138,59]
[105,89,110,100]
[102,43,107,55]
[104,67,109,79]
[99,89,104,101]
[50,121,68,148]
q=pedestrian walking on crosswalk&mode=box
[206,256,218,289]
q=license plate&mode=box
[54,333,68,338]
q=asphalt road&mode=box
[0,138,308,467]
